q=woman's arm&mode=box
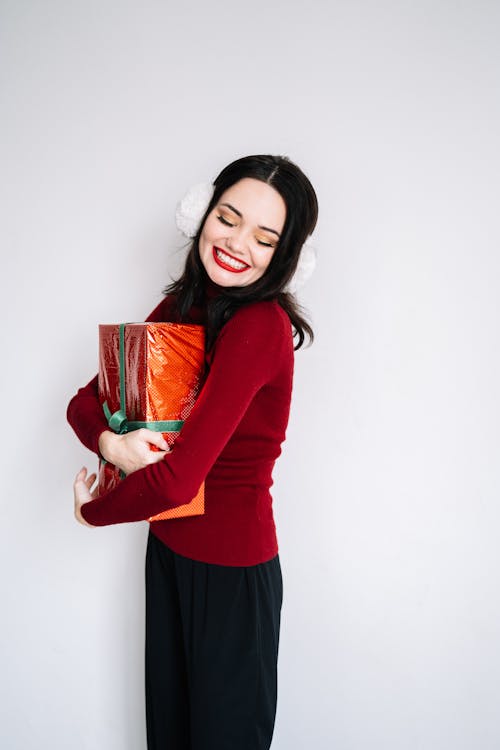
[66,374,110,456]
[79,301,293,526]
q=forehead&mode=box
[219,178,286,230]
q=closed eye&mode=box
[217,215,235,227]
[217,214,275,248]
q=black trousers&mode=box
[145,530,283,750]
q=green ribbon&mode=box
[101,322,184,478]
[102,401,184,435]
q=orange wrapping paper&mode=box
[97,322,206,521]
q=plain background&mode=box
[1,1,499,748]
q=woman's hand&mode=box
[74,467,98,527]
[98,429,171,475]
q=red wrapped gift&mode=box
[98,322,206,521]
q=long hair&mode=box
[162,154,319,352]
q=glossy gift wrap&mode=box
[98,322,206,521]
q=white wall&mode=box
[1,1,499,748]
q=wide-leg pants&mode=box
[145,530,283,750]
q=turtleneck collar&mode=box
[203,275,226,301]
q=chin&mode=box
[212,273,252,288]
[205,262,255,288]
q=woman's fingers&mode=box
[85,472,97,489]
[75,468,96,486]
[74,467,95,527]
[75,467,87,482]
[92,430,172,475]
[74,467,90,492]
[139,429,169,451]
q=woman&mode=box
[68,153,318,750]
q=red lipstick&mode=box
[212,246,250,273]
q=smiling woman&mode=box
[68,153,318,750]
[198,178,286,285]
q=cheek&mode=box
[199,222,208,244]
[261,249,276,271]
[201,214,220,240]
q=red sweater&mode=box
[66,279,295,566]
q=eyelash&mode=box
[216,215,234,227]
[216,214,274,247]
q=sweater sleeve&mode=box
[80,302,289,526]
[66,297,173,456]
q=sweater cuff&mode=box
[80,497,107,526]
[93,426,110,459]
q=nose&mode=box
[226,225,248,255]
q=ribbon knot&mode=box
[103,403,129,434]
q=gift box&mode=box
[98,321,206,521]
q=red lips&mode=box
[212,246,250,273]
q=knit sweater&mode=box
[66,278,295,566]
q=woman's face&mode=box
[198,177,286,287]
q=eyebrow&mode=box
[220,202,281,238]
